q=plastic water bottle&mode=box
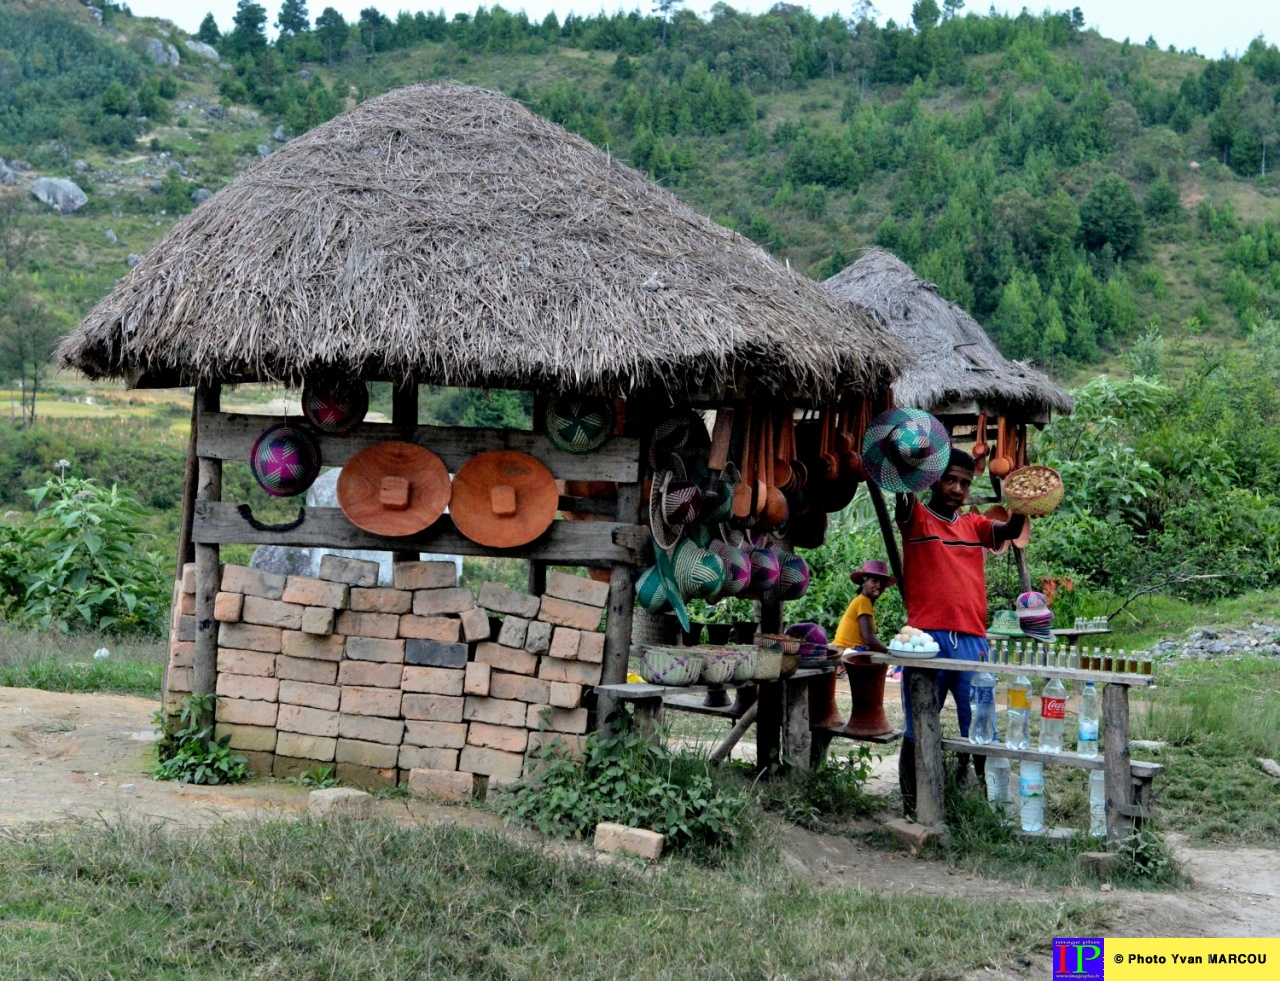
[1020,761,1045,833]
[1078,681,1100,758]
[1089,770,1106,837]
[968,672,997,745]
[985,756,1013,818]
[1039,677,1067,753]
[1006,674,1031,750]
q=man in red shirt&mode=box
[895,447,1027,818]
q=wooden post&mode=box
[1103,682,1134,850]
[783,677,812,773]
[1013,545,1032,595]
[597,481,641,733]
[755,680,783,772]
[909,668,945,827]
[528,391,549,596]
[192,384,222,723]
[866,483,904,585]
[710,702,759,764]
[391,382,419,567]
[632,696,663,744]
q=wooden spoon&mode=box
[753,406,767,521]
[764,409,788,526]
[989,416,1012,478]
[731,405,754,521]
[821,409,840,482]
[972,412,989,477]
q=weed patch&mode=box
[0,624,164,696]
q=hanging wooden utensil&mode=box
[732,405,754,521]
[973,412,989,476]
[821,408,840,482]
[753,405,767,521]
[990,416,1012,478]
[764,408,789,527]
[1016,422,1028,469]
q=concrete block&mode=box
[275,731,337,762]
[181,563,196,594]
[398,615,462,642]
[392,561,457,591]
[308,787,374,820]
[215,591,241,622]
[527,705,589,734]
[400,746,460,771]
[341,686,403,718]
[548,627,580,661]
[217,648,275,677]
[412,587,475,617]
[464,662,491,696]
[577,631,605,664]
[549,682,582,709]
[401,666,464,695]
[883,818,937,851]
[217,621,283,654]
[241,595,304,630]
[336,738,400,769]
[275,655,338,685]
[546,570,610,608]
[407,767,477,801]
[319,554,379,587]
[281,631,345,662]
[338,713,405,745]
[215,697,277,727]
[301,606,335,636]
[460,607,492,642]
[538,658,602,687]
[538,595,603,631]
[488,672,551,705]
[594,822,664,861]
[474,642,538,676]
[463,696,527,728]
[1080,851,1122,876]
[496,615,529,649]
[215,673,279,702]
[214,722,277,752]
[282,576,349,609]
[335,762,398,790]
[478,582,541,619]
[177,615,195,642]
[169,642,195,669]
[459,744,525,780]
[337,660,402,688]
[221,564,285,599]
[276,703,339,737]
[345,636,405,664]
[278,680,341,712]
[405,638,468,668]
[403,720,468,748]
[467,721,528,753]
[336,610,400,639]
[351,587,412,614]
[401,694,464,723]
[524,620,553,654]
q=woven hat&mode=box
[301,379,369,435]
[861,407,951,494]
[988,609,1027,636]
[450,450,559,548]
[708,539,751,597]
[850,560,897,588]
[778,549,811,600]
[544,395,615,454]
[672,539,726,600]
[636,565,672,613]
[786,621,829,658]
[337,441,450,536]
[745,541,782,597]
[648,410,710,470]
[250,424,321,497]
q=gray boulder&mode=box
[145,39,181,67]
[298,69,312,80]
[204,104,225,120]
[250,544,314,578]
[183,39,220,63]
[273,125,287,142]
[105,229,117,244]
[74,159,88,172]
[256,144,270,158]
[31,178,87,214]
[126,254,141,268]
[0,161,15,187]
[191,188,212,205]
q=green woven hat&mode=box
[544,395,615,454]
[672,539,726,601]
[636,565,671,613]
[988,610,1027,636]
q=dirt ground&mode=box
[2,685,1276,978]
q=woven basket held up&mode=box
[1003,465,1064,517]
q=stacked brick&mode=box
[164,562,198,711]
[166,557,609,794]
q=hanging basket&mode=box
[1003,465,1064,517]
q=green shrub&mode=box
[153,694,249,785]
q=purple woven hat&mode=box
[850,560,897,588]
[709,539,751,597]
[250,423,321,497]
[779,551,811,600]
[745,542,782,598]
[301,379,369,435]
[786,621,829,658]
[861,407,951,494]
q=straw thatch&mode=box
[59,84,903,399]
[825,251,1073,418]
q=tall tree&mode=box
[276,0,309,37]
[227,0,269,56]
[315,6,347,64]
[196,12,221,43]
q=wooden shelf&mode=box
[870,653,1155,687]
[813,726,903,745]
[596,668,832,702]
[938,738,1164,779]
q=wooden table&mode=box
[871,653,1160,849]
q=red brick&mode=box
[218,622,282,654]
[400,746,460,771]
[337,661,402,688]
[407,767,477,801]
[215,697,277,727]
[282,576,349,609]
[335,762,398,790]
[403,720,467,748]
[412,587,475,617]
[393,561,457,591]
[214,723,277,752]
[405,638,467,668]
[181,563,196,594]
[397,615,462,641]
[338,714,404,745]
[467,722,528,753]
[350,587,412,614]
[216,673,279,702]
[464,662,491,696]
[577,631,605,664]
[278,680,341,711]
[401,666,464,695]
[459,607,491,642]
[281,631,345,662]
[474,642,537,676]
[344,637,405,663]
[489,672,551,705]
[176,615,195,642]
[594,822,664,861]
[319,554,379,587]
[524,620,553,654]
[167,667,193,693]
[241,595,304,630]
[538,595,603,631]
[341,686,402,718]
[527,704,589,733]
[221,564,285,599]
[240,750,276,777]
[336,739,400,769]
[179,591,196,616]
[478,582,540,618]
[401,694,464,723]
[336,610,400,639]
[496,615,529,648]
[169,641,195,668]
[275,655,339,684]
[275,731,337,762]
[459,745,525,780]
[463,696,526,728]
[538,658,602,686]
[545,570,610,608]
[301,606,335,635]
[549,682,583,709]
[548,627,580,660]
[217,648,275,677]
[277,703,339,737]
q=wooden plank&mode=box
[198,411,640,482]
[663,694,742,718]
[632,696,663,744]
[870,654,1155,687]
[192,384,222,720]
[908,668,945,827]
[940,738,1164,778]
[814,726,904,745]
[193,502,641,565]
[783,677,813,772]
[1103,683,1134,851]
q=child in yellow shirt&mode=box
[834,560,895,653]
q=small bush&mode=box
[153,694,249,785]
[753,746,878,827]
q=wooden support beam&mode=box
[598,481,641,733]
[710,702,759,764]
[391,382,419,566]
[192,384,222,724]
[755,680,783,772]
[866,482,904,586]
[1013,545,1032,594]
[908,668,945,828]
[1103,683,1135,851]
[783,677,812,773]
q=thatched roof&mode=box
[59,84,903,399]
[824,251,1073,418]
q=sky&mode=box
[128,0,1278,60]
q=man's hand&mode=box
[991,511,1028,544]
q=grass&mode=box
[0,816,1108,980]
[0,625,165,698]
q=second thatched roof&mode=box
[825,251,1073,419]
[58,83,903,400]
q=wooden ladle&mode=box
[989,416,1012,478]
[973,412,989,476]
[732,405,754,521]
